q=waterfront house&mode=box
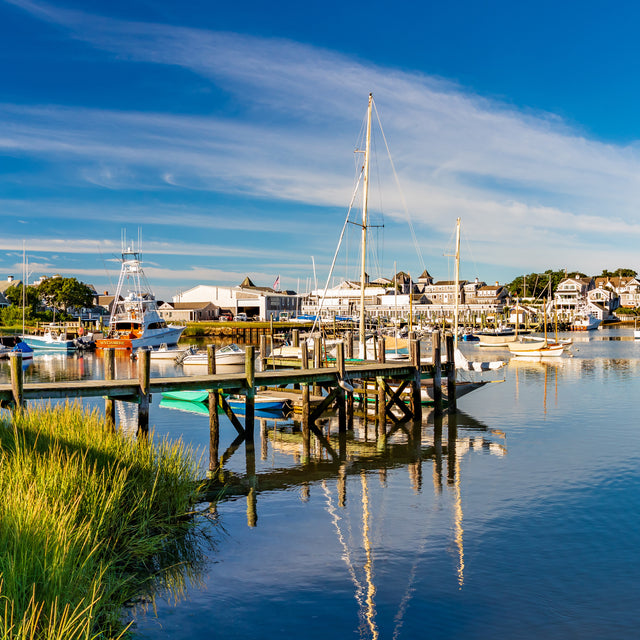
[589,278,622,319]
[0,275,21,298]
[420,280,466,305]
[0,292,9,309]
[174,277,298,321]
[158,301,217,322]
[554,276,594,312]
[616,276,640,308]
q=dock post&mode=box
[432,331,443,414]
[104,348,115,431]
[313,336,321,396]
[344,341,354,431]
[301,340,310,463]
[244,346,255,445]
[9,351,24,409]
[137,347,151,438]
[292,329,300,347]
[345,331,353,359]
[207,345,220,474]
[336,342,347,435]
[259,334,268,372]
[411,338,422,422]
[445,333,457,413]
[377,339,386,435]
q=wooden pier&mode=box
[0,333,459,474]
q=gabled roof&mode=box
[0,279,21,294]
[418,269,432,280]
[595,276,632,289]
[161,301,217,310]
[239,276,256,288]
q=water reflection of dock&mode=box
[201,409,506,507]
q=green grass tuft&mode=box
[0,402,207,639]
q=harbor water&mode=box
[2,327,640,639]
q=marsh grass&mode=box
[0,402,207,639]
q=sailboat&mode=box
[508,291,565,357]
[451,219,506,372]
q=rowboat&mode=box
[162,389,210,403]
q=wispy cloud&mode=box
[4,0,640,285]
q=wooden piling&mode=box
[410,339,422,421]
[292,329,300,347]
[259,334,268,373]
[9,352,23,408]
[301,340,310,463]
[313,336,321,395]
[104,348,115,431]
[137,347,151,437]
[336,342,346,434]
[377,339,386,432]
[432,330,443,414]
[207,344,220,473]
[445,333,457,413]
[244,346,255,444]
[345,331,353,359]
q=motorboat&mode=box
[149,344,196,361]
[21,330,77,351]
[570,309,601,331]
[181,343,245,366]
[95,240,185,352]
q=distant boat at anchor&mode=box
[95,239,185,352]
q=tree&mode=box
[3,283,40,315]
[598,268,637,279]
[37,277,94,315]
[506,270,573,298]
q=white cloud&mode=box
[4,0,640,283]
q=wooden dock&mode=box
[1,332,458,473]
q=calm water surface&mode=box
[3,327,640,639]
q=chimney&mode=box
[7,275,13,282]
[104,291,108,295]
[495,281,499,286]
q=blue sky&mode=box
[3,0,640,299]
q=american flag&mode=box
[273,275,280,290]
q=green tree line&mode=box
[506,268,637,298]
[1,277,94,326]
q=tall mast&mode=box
[454,217,461,350]
[359,93,373,358]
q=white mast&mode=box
[359,93,373,358]
[454,217,461,350]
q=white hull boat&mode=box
[149,344,196,360]
[22,330,77,351]
[477,331,517,347]
[508,340,565,357]
[95,240,185,352]
[181,343,245,366]
[570,312,601,331]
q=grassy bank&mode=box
[181,320,312,337]
[0,402,205,639]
